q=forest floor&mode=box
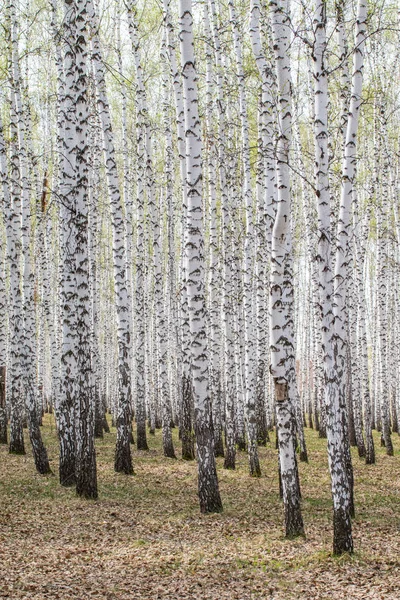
[0,417,400,600]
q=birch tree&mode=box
[179,0,222,513]
[269,0,304,538]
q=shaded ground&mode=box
[1,417,399,599]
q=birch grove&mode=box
[0,0,399,556]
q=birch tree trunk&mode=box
[57,0,78,486]
[163,0,195,461]
[333,0,368,528]
[269,0,304,538]
[126,0,149,452]
[0,113,9,445]
[179,0,222,513]
[88,0,133,474]
[8,15,25,456]
[229,0,260,477]
[74,0,98,499]
[312,0,353,554]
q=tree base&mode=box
[357,445,366,458]
[285,502,305,538]
[333,508,353,555]
[164,447,177,459]
[9,439,26,455]
[102,417,110,433]
[9,447,26,455]
[76,487,98,500]
[115,441,134,475]
[182,432,195,461]
[60,466,76,487]
[214,434,225,457]
[300,450,308,463]
[248,454,261,477]
[224,449,236,470]
[137,423,149,451]
[31,438,52,475]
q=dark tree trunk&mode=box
[308,398,313,429]
[341,402,355,519]
[195,417,222,514]
[115,413,134,474]
[223,426,236,470]
[136,419,149,450]
[346,387,357,448]
[102,412,110,433]
[333,506,353,555]
[0,366,7,444]
[213,380,225,457]
[256,377,269,446]
[365,432,375,465]
[318,389,327,438]
[28,411,52,475]
[214,428,225,457]
[163,430,176,459]
[9,407,25,455]
[236,432,247,451]
[314,390,320,432]
[94,389,104,438]
[391,390,398,434]
[181,373,195,460]
[59,415,76,487]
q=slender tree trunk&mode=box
[269,0,304,538]
[127,0,149,453]
[312,0,353,554]
[74,0,98,499]
[8,42,25,457]
[0,114,9,446]
[88,0,133,474]
[179,0,222,513]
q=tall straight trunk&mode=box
[312,0,353,554]
[126,0,149,452]
[179,0,222,514]
[229,0,260,477]
[249,0,275,448]
[333,0,368,524]
[8,21,25,456]
[88,128,103,440]
[203,3,223,460]
[158,49,176,459]
[208,0,236,468]
[10,2,51,473]
[88,0,133,474]
[162,0,195,461]
[356,217,375,464]
[0,114,9,445]
[74,0,98,499]
[349,217,366,458]
[376,134,393,456]
[269,0,304,538]
[57,0,78,486]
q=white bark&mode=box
[269,0,303,538]
[179,0,222,513]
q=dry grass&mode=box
[0,415,399,599]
